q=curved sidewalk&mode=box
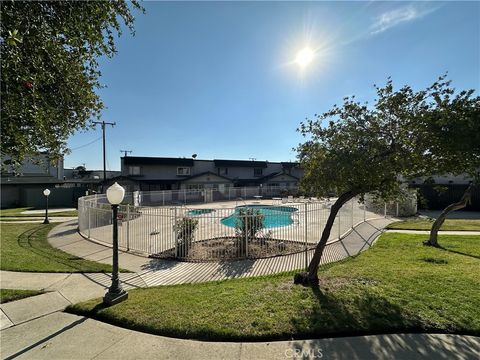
[2,311,479,360]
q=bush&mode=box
[235,208,265,256]
[174,217,198,257]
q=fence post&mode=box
[396,202,399,217]
[174,207,178,258]
[351,199,354,229]
[338,212,341,239]
[304,202,308,271]
[87,204,91,239]
[243,187,247,199]
[245,213,249,258]
[126,205,130,251]
[183,189,186,204]
[364,201,366,221]
[384,203,387,218]
[162,191,165,206]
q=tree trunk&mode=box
[294,191,356,286]
[423,183,475,247]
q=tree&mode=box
[415,76,480,246]
[294,78,441,286]
[1,1,143,165]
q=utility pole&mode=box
[120,150,132,157]
[93,121,116,183]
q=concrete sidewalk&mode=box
[1,311,479,359]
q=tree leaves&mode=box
[1,1,144,164]
[297,75,480,201]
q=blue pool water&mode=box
[220,205,297,228]
[187,209,215,216]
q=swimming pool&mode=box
[187,209,215,216]
[220,205,297,228]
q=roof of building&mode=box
[0,176,64,185]
[213,159,268,168]
[123,156,194,166]
[260,171,300,181]
[281,162,299,168]
[182,171,233,182]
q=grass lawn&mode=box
[387,219,480,231]
[0,207,78,218]
[0,289,44,303]
[0,223,114,273]
[68,233,480,341]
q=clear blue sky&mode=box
[65,1,480,171]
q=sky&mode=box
[64,1,480,171]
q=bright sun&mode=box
[295,47,315,68]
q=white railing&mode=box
[78,187,398,261]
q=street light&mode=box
[103,182,128,306]
[43,189,51,224]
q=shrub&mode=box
[235,208,264,256]
[174,217,198,257]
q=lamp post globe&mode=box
[104,182,128,305]
[106,182,125,205]
[42,188,51,224]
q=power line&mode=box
[70,136,102,151]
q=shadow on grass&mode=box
[287,285,419,340]
[15,225,111,273]
[437,245,480,260]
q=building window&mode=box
[218,167,228,176]
[254,168,263,177]
[177,167,191,176]
[129,166,141,175]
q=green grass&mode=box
[387,219,480,231]
[0,223,114,273]
[0,207,78,218]
[68,233,480,341]
[0,289,44,303]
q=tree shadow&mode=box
[214,258,255,278]
[437,245,480,260]
[286,284,462,359]
[296,285,415,336]
[140,258,179,271]
[287,332,479,360]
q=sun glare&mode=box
[295,47,315,68]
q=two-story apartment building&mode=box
[1,153,68,208]
[114,156,303,192]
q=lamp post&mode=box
[43,189,51,224]
[103,182,128,306]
